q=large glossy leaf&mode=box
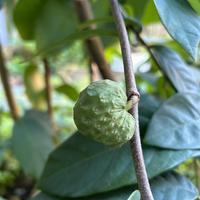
[33,172,198,200]
[39,133,134,197]
[151,172,199,200]
[39,133,200,197]
[154,0,200,60]
[144,92,200,149]
[12,110,54,179]
[139,94,161,137]
[151,45,199,92]
[31,187,133,200]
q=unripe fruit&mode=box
[73,80,135,147]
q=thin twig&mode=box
[0,44,19,121]
[74,0,116,81]
[110,1,154,200]
[134,32,177,92]
[43,58,53,124]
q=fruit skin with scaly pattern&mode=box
[73,79,135,147]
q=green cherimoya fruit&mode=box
[73,79,135,147]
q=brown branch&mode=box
[110,1,154,200]
[74,0,116,81]
[43,58,53,123]
[0,44,19,121]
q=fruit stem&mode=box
[125,100,132,111]
[110,1,154,200]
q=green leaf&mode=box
[35,0,77,52]
[55,84,79,101]
[142,0,160,24]
[124,0,149,20]
[39,133,133,197]
[31,187,133,200]
[12,110,54,179]
[127,190,140,200]
[33,172,198,200]
[188,0,200,15]
[151,45,199,92]
[88,0,117,48]
[144,92,200,149]
[39,133,200,197]
[14,0,116,54]
[91,0,110,19]
[139,94,162,137]
[151,172,199,200]
[36,28,117,57]
[153,0,200,60]
[13,0,47,40]
[14,0,77,52]
[124,0,159,24]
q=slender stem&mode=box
[74,0,116,81]
[0,44,19,121]
[110,1,154,200]
[43,58,53,123]
[134,32,177,92]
